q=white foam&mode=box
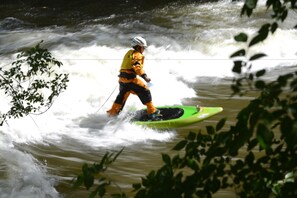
[0,142,59,198]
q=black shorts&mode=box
[115,82,152,105]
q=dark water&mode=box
[0,0,214,28]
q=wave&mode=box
[0,138,59,198]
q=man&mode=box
[107,36,160,120]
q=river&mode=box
[0,0,297,197]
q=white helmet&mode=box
[131,36,147,47]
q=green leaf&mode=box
[231,84,240,94]
[241,4,253,17]
[112,147,124,162]
[172,140,187,150]
[249,24,270,47]
[162,153,171,165]
[277,73,292,86]
[98,185,106,197]
[211,177,221,193]
[205,146,226,161]
[172,155,182,168]
[249,34,264,47]
[230,49,246,58]
[84,175,94,190]
[206,125,215,135]
[255,80,266,89]
[89,190,97,198]
[281,9,288,21]
[186,158,199,171]
[147,170,156,181]
[249,53,266,61]
[245,152,255,168]
[216,118,226,131]
[132,183,141,190]
[247,139,258,150]
[271,22,278,33]
[234,33,248,42]
[232,61,243,74]
[255,69,266,77]
[256,123,273,150]
[72,174,84,188]
[187,131,196,141]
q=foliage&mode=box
[133,70,297,197]
[73,148,124,198]
[0,41,69,125]
[231,0,297,95]
[74,0,297,197]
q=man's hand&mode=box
[141,74,151,82]
[144,76,151,82]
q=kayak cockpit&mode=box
[131,107,184,121]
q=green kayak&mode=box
[131,105,223,129]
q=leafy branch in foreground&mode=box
[231,0,296,95]
[73,148,125,198]
[0,41,69,125]
[133,69,297,197]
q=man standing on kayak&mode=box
[107,36,160,120]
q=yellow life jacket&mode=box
[120,50,144,69]
[119,50,145,82]
[120,50,134,70]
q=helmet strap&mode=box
[133,45,142,52]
